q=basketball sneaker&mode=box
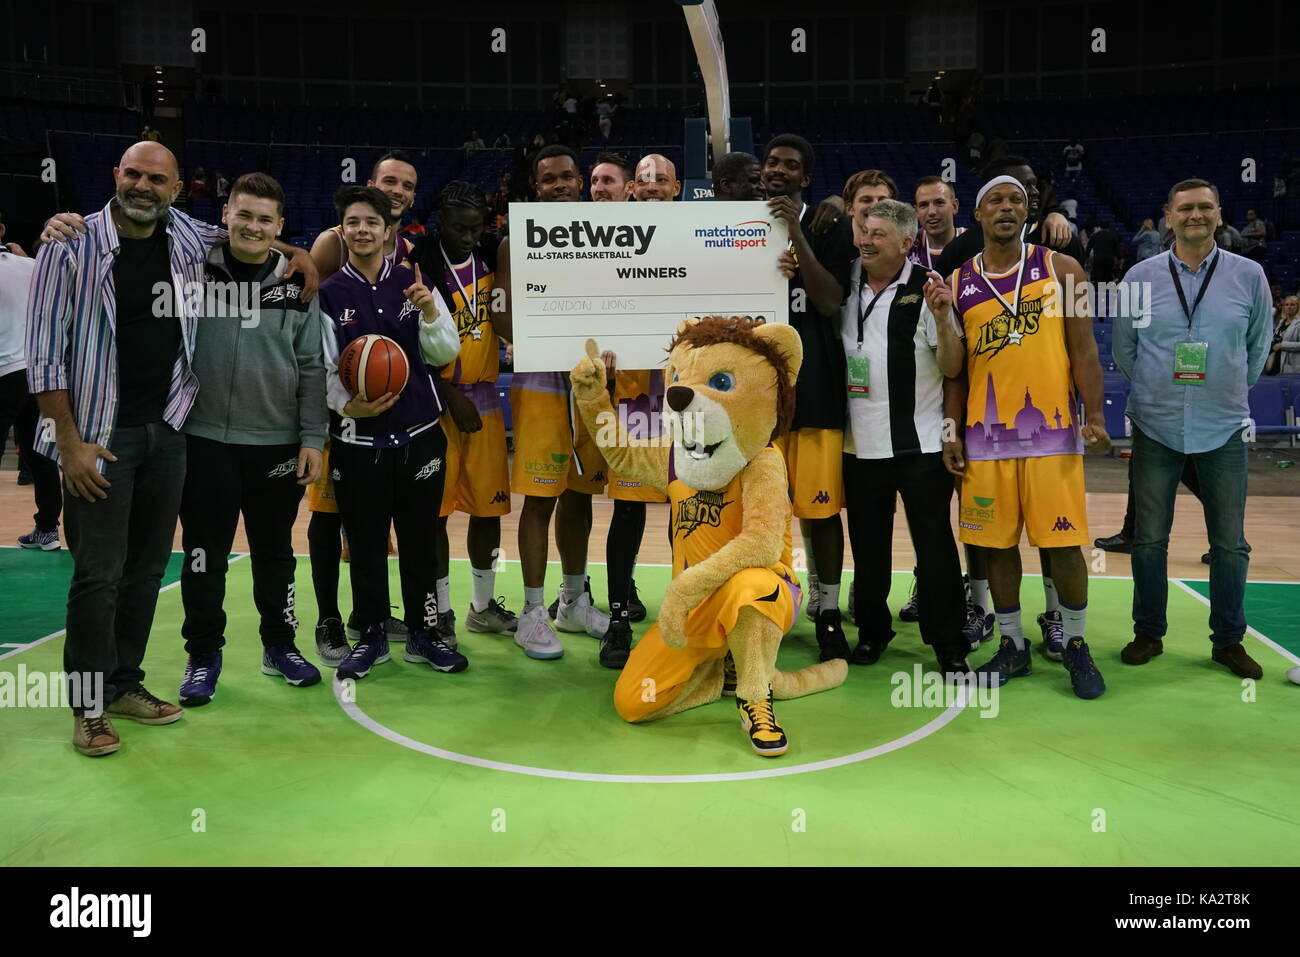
[516,605,564,660]
[555,590,610,638]
[179,652,222,706]
[627,579,647,622]
[598,618,632,669]
[262,643,322,687]
[1037,611,1066,662]
[1063,637,1106,699]
[346,614,408,643]
[963,602,995,651]
[898,570,920,622]
[314,618,350,668]
[815,608,851,662]
[337,626,390,680]
[466,598,518,635]
[804,574,821,621]
[737,692,788,757]
[975,636,1032,688]
[404,628,469,673]
[436,609,458,650]
[548,577,592,620]
[17,526,60,550]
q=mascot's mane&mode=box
[667,315,796,441]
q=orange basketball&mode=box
[339,334,409,401]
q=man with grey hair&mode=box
[27,142,317,756]
[838,199,970,675]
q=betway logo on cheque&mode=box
[694,220,772,249]
[525,219,655,260]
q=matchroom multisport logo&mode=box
[694,220,772,249]
[49,887,151,937]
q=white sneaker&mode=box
[1287,665,1300,686]
[554,590,610,638]
[515,605,564,660]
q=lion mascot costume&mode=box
[570,316,848,756]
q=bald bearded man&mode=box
[632,154,682,202]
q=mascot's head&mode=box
[662,315,802,491]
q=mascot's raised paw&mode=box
[570,338,606,399]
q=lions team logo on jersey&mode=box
[455,298,492,343]
[398,298,421,322]
[973,298,1043,358]
[266,458,298,479]
[675,489,732,539]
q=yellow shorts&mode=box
[958,454,1090,549]
[613,567,799,723]
[306,443,337,513]
[774,428,844,519]
[607,371,667,503]
[441,391,511,518]
[509,377,607,498]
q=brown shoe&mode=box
[1121,634,1164,665]
[73,712,120,756]
[1211,643,1263,680]
[107,686,184,725]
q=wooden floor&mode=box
[3,478,1297,583]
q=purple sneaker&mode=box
[404,627,469,673]
[336,626,390,680]
[17,526,60,551]
[261,642,322,687]
[179,651,223,706]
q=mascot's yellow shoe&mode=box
[737,692,788,757]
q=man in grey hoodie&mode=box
[177,173,328,705]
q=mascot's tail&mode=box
[771,659,848,700]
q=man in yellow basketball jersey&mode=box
[411,181,517,648]
[493,144,610,661]
[945,175,1109,699]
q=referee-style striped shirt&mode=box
[25,200,224,471]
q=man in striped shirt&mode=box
[27,142,318,757]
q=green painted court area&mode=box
[1,550,1298,866]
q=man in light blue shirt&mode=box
[1113,178,1272,680]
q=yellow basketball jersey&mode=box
[667,445,795,580]
[439,249,498,385]
[950,243,1083,461]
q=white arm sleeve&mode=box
[418,286,460,367]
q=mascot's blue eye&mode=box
[708,371,735,392]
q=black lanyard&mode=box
[856,265,905,346]
[1167,248,1219,331]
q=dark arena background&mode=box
[0,0,1297,912]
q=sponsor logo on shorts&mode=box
[267,458,298,479]
[533,477,558,485]
[959,521,984,531]
[811,489,831,505]
[616,480,641,488]
[1051,515,1077,531]
[414,458,443,481]
[962,495,996,523]
[489,490,510,504]
[526,456,569,474]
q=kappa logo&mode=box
[414,457,443,480]
[282,583,298,628]
[489,490,510,504]
[266,458,298,478]
[1052,515,1077,531]
[811,490,831,504]
[339,308,357,324]
[424,591,438,627]
[590,470,606,483]
[961,284,980,297]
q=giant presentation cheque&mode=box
[509,200,790,371]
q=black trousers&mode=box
[1121,457,1201,539]
[332,425,447,632]
[0,370,62,530]
[179,435,305,654]
[64,422,186,713]
[843,451,966,652]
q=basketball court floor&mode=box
[1,472,1297,866]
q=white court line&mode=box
[0,553,249,663]
[1171,578,1300,667]
[335,677,974,784]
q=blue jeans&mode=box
[1130,426,1249,647]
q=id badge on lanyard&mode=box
[1168,251,1218,386]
